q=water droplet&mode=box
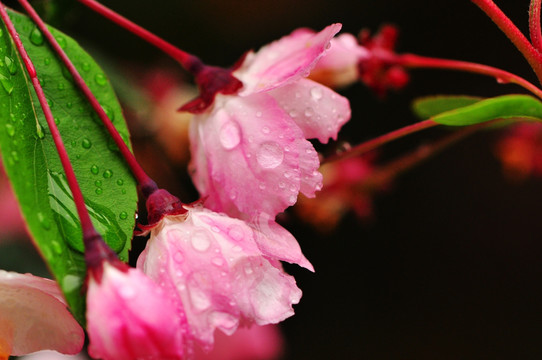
[44,58,51,65]
[103,169,113,178]
[289,110,298,118]
[191,230,212,252]
[29,26,44,45]
[95,73,107,86]
[256,111,262,117]
[102,105,115,122]
[219,121,241,150]
[66,102,73,109]
[51,240,62,254]
[70,140,76,147]
[278,181,286,189]
[62,275,81,293]
[256,142,284,169]
[258,183,266,190]
[90,165,99,175]
[82,138,92,149]
[261,126,270,134]
[37,212,51,230]
[10,151,18,163]
[5,124,15,137]
[228,225,244,241]
[119,211,128,220]
[94,180,102,187]
[81,62,91,72]
[0,74,13,95]
[121,189,126,194]
[36,124,45,139]
[0,29,3,37]
[57,82,65,90]
[4,56,16,75]
[244,265,253,275]
[304,107,314,117]
[55,35,67,49]
[95,188,103,195]
[310,86,323,100]
[116,179,124,186]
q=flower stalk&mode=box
[17,0,159,197]
[471,0,542,85]
[530,0,542,53]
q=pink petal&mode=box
[0,271,84,357]
[86,265,185,360]
[268,78,351,143]
[236,24,342,95]
[139,209,305,348]
[193,324,284,360]
[253,213,314,271]
[190,93,321,218]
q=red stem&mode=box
[395,53,542,100]
[530,0,542,53]
[0,4,98,242]
[471,0,542,85]
[76,0,203,74]
[18,0,158,197]
[323,119,438,163]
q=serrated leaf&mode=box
[412,95,484,119]
[0,9,138,323]
[430,94,542,126]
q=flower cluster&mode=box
[84,22,353,359]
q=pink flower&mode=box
[137,204,311,349]
[193,324,283,360]
[0,270,84,358]
[86,262,185,360]
[189,24,351,219]
[310,33,369,88]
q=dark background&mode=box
[4,1,542,359]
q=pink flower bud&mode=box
[86,263,185,360]
[0,270,84,358]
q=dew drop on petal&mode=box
[212,257,224,267]
[257,142,284,169]
[219,121,241,150]
[191,230,212,252]
[310,86,323,101]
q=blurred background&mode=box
[4,0,542,359]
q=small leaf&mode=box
[412,95,484,119]
[0,9,138,323]
[431,94,542,126]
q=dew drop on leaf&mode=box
[29,26,44,45]
[44,58,50,65]
[119,211,128,220]
[4,56,16,75]
[82,138,92,149]
[55,35,67,49]
[94,180,102,187]
[81,62,91,72]
[95,73,107,86]
[5,124,15,137]
[51,240,62,255]
[0,74,13,95]
[95,188,103,195]
[116,179,124,186]
[37,212,52,230]
[90,165,99,175]
[103,169,113,178]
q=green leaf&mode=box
[412,95,484,119]
[430,94,542,126]
[0,9,137,323]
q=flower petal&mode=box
[190,93,321,218]
[268,78,351,143]
[0,271,84,356]
[236,24,342,95]
[86,265,185,360]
